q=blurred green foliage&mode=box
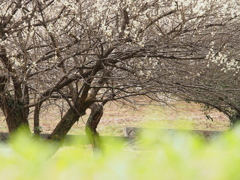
[1,127,240,180]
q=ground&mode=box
[0,100,230,136]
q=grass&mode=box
[0,101,235,180]
[1,126,240,180]
[140,102,230,131]
[0,100,231,136]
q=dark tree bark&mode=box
[230,113,240,126]
[48,59,103,140]
[1,96,30,133]
[0,76,30,133]
[48,96,94,140]
[85,103,103,149]
[33,101,43,134]
[48,107,82,140]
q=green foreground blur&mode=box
[1,127,240,180]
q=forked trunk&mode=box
[48,102,103,145]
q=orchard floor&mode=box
[0,100,231,136]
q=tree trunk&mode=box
[33,102,43,134]
[48,107,82,140]
[85,103,103,150]
[1,97,30,133]
[0,76,30,133]
[230,113,240,127]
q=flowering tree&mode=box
[177,46,240,125]
[167,1,240,125]
[0,0,240,140]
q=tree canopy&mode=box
[1,0,240,138]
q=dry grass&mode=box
[140,102,230,130]
[0,100,230,136]
[96,100,230,136]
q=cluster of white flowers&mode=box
[58,0,79,13]
[135,56,161,79]
[45,0,239,48]
[206,47,240,75]
[0,40,7,46]
[1,0,240,76]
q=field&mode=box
[0,100,237,180]
[0,100,230,136]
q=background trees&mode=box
[1,0,240,139]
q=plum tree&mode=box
[0,0,240,142]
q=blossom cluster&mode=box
[206,48,240,76]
